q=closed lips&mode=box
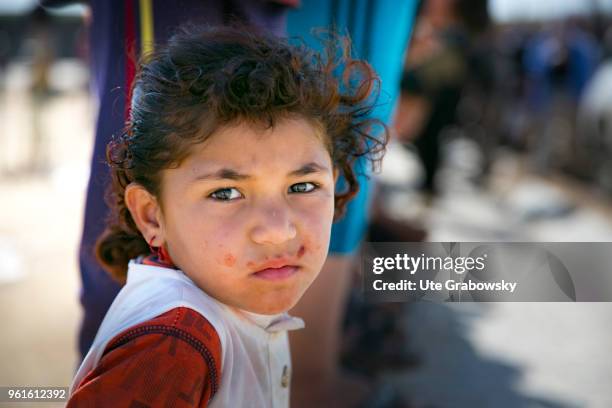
[251,258,298,273]
[250,258,300,280]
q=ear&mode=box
[333,167,339,184]
[124,183,164,246]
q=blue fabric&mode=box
[287,0,418,254]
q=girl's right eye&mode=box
[209,187,243,201]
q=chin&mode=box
[247,295,300,315]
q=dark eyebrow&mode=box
[194,168,250,181]
[288,162,330,177]
[193,162,330,182]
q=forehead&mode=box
[183,118,332,171]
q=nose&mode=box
[249,202,297,245]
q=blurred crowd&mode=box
[393,0,612,198]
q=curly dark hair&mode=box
[97,25,388,281]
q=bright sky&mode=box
[0,0,37,14]
[490,0,612,21]
[0,0,85,16]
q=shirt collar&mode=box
[233,309,305,333]
[129,260,305,333]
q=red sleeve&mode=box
[68,307,222,408]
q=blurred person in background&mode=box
[522,20,600,174]
[286,2,418,406]
[1,5,85,175]
[576,19,612,191]
[27,6,54,174]
[396,0,493,199]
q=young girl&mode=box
[68,25,386,407]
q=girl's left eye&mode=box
[209,187,243,201]
[289,182,318,193]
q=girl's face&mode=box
[158,118,335,314]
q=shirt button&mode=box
[281,365,290,388]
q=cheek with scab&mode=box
[215,242,236,267]
[298,236,325,257]
[297,245,306,259]
[223,253,236,267]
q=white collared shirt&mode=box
[71,261,304,408]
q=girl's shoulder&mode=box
[68,307,222,407]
